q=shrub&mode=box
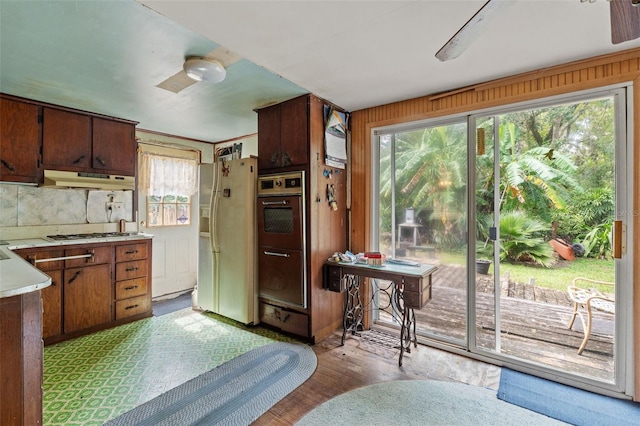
[498,211,554,267]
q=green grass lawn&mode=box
[437,251,615,292]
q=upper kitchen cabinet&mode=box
[92,117,136,176]
[0,97,41,183]
[42,107,92,171]
[42,107,137,177]
[257,94,309,172]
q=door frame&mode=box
[370,83,635,398]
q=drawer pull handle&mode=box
[125,250,138,254]
[1,159,15,171]
[125,267,139,272]
[124,285,139,290]
[34,253,92,263]
[264,251,290,258]
[261,200,289,206]
[68,270,82,284]
[124,304,139,310]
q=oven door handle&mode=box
[263,251,291,258]
[260,200,289,206]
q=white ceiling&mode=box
[2,1,639,143]
[142,0,640,112]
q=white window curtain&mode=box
[139,153,198,196]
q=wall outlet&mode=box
[106,201,124,211]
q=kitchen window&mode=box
[147,195,191,227]
[138,143,199,228]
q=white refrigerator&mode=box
[197,156,258,324]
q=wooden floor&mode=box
[384,264,615,380]
[254,263,615,425]
[254,329,501,425]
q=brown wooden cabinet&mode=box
[15,239,152,345]
[114,242,151,320]
[256,94,349,343]
[42,107,92,171]
[20,248,64,339]
[42,108,136,176]
[1,93,138,182]
[92,117,136,176]
[0,291,43,426]
[257,94,309,171]
[0,96,41,183]
[63,246,113,334]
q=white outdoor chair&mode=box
[567,277,615,355]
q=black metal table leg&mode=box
[341,274,363,345]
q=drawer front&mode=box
[259,302,308,337]
[115,295,150,320]
[18,249,64,271]
[115,277,148,300]
[116,242,148,262]
[116,259,147,281]
[323,264,345,293]
[402,276,423,293]
[403,283,432,309]
[65,246,112,268]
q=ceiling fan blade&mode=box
[207,46,242,68]
[156,70,198,94]
[435,0,513,62]
[156,46,241,94]
[610,0,640,44]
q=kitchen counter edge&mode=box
[0,233,153,299]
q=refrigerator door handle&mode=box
[263,251,291,258]
[261,200,289,206]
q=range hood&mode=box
[43,170,135,190]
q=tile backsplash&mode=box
[0,184,134,239]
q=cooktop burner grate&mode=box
[46,232,135,240]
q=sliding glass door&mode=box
[374,119,469,345]
[372,86,632,396]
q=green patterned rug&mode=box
[43,308,293,425]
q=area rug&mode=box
[106,342,316,426]
[296,380,567,425]
[498,368,640,426]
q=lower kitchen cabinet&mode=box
[0,291,43,426]
[19,248,64,339]
[114,242,151,320]
[15,238,152,344]
[63,263,112,334]
[42,270,62,339]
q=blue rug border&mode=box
[498,367,640,426]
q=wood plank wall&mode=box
[349,47,640,399]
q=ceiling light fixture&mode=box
[183,57,226,83]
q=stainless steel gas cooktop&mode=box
[45,232,137,241]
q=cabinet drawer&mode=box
[259,302,308,337]
[19,249,64,271]
[65,246,112,268]
[116,260,147,281]
[115,295,149,320]
[116,243,148,262]
[403,282,432,309]
[402,276,423,293]
[323,264,345,292]
[115,277,148,300]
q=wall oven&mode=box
[257,171,306,309]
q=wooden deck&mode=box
[375,264,615,382]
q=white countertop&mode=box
[0,233,153,299]
[0,243,51,298]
